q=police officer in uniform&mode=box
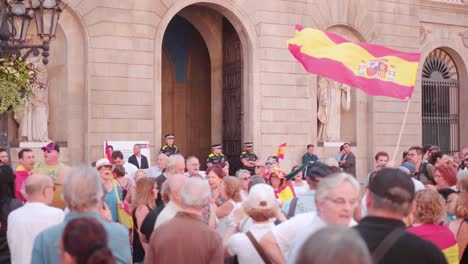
[240,142,258,174]
[159,133,179,157]
[206,144,226,167]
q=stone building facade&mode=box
[8,0,468,181]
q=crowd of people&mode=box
[0,140,467,264]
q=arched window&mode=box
[422,49,459,153]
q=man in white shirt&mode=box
[7,174,65,264]
[185,156,205,179]
[154,174,187,230]
[260,173,360,264]
[112,151,138,179]
[146,153,168,177]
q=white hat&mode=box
[246,184,276,210]
[95,158,112,170]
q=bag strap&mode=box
[372,228,405,264]
[287,198,298,218]
[112,180,121,203]
[246,231,272,264]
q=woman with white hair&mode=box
[224,184,279,263]
[235,169,251,200]
[296,226,371,264]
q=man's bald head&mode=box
[24,174,54,203]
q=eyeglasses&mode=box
[240,177,250,181]
[325,196,358,207]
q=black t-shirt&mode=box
[354,216,447,264]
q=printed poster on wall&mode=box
[104,141,151,167]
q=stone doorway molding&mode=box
[153,0,259,151]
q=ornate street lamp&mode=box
[0,0,67,65]
[0,0,66,151]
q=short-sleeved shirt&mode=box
[160,145,179,157]
[32,212,132,264]
[147,212,223,264]
[354,216,448,264]
[240,151,258,172]
[407,224,459,264]
[227,222,275,263]
[34,162,65,183]
[206,153,226,166]
[281,190,316,217]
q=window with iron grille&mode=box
[422,49,459,154]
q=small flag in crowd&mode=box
[275,181,296,203]
[104,140,112,164]
[275,143,287,160]
[287,25,421,100]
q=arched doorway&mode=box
[161,6,243,171]
[422,48,459,153]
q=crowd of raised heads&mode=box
[0,142,468,264]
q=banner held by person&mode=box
[287,25,421,100]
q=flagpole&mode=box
[391,99,412,162]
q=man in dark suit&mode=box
[339,142,356,177]
[128,144,149,169]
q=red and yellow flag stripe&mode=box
[287,25,420,100]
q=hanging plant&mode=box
[0,57,36,114]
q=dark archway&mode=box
[162,9,243,171]
[162,15,212,162]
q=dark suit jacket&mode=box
[340,152,356,177]
[128,154,149,169]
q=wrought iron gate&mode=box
[222,18,243,174]
[422,49,459,153]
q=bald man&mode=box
[7,174,65,264]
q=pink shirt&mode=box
[15,165,32,202]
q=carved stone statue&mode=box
[317,77,351,142]
[14,56,50,142]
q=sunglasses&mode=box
[43,148,53,153]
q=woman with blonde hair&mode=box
[216,176,242,237]
[131,177,158,263]
[448,195,468,263]
[407,189,459,264]
[134,170,147,182]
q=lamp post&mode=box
[0,0,66,64]
[0,0,66,151]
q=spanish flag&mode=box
[275,143,287,160]
[275,181,296,203]
[287,25,420,100]
[104,140,113,164]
